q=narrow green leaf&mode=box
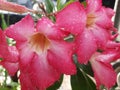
[47,75,63,90]
[71,68,96,90]
[78,63,94,77]
[0,14,8,30]
[57,0,75,11]
[63,0,75,8]
[73,55,93,77]
[45,0,55,13]
[57,0,66,10]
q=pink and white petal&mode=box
[0,61,18,76]
[28,54,61,90]
[90,57,116,89]
[103,7,115,19]
[56,2,86,35]
[95,8,113,29]
[19,47,34,67]
[7,46,19,62]
[20,72,37,90]
[86,0,102,13]
[95,51,119,63]
[18,42,35,67]
[5,15,34,41]
[48,41,76,75]
[91,25,109,48]
[36,17,63,40]
[0,46,19,63]
[0,45,10,59]
[76,30,97,64]
[0,30,15,61]
[105,40,120,49]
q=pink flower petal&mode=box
[56,2,86,35]
[0,61,18,76]
[0,30,19,62]
[90,55,117,89]
[7,46,19,62]
[48,41,76,75]
[28,54,61,89]
[5,15,34,41]
[36,17,64,40]
[18,42,35,67]
[95,50,120,63]
[105,40,120,49]
[0,29,7,45]
[95,7,113,29]
[104,7,115,19]
[76,30,97,64]
[86,0,102,13]
[0,30,9,59]
[91,25,109,48]
[20,72,37,90]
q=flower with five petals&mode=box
[5,15,76,89]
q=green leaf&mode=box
[71,68,96,90]
[57,0,75,11]
[73,55,93,77]
[0,58,3,61]
[45,0,55,13]
[78,63,94,77]
[63,0,75,8]
[81,1,87,7]
[0,86,12,90]
[0,14,8,30]
[47,75,63,90]
[57,0,66,10]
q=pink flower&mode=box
[90,48,120,89]
[5,15,76,89]
[0,0,34,13]
[56,2,86,35]
[56,1,119,89]
[0,29,19,76]
[56,1,116,64]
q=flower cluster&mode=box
[0,0,120,90]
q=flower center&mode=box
[86,14,95,28]
[29,33,50,53]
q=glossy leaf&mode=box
[73,55,93,77]
[78,63,94,77]
[0,14,8,29]
[71,68,96,90]
[57,0,75,11]
[45,0,55,13]
[57,0,66,10]
[63,0,75,9]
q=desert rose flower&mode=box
[5,15,76,89]
[0,29,19,76]
[90,48,120,89]
[56,0,116,64]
